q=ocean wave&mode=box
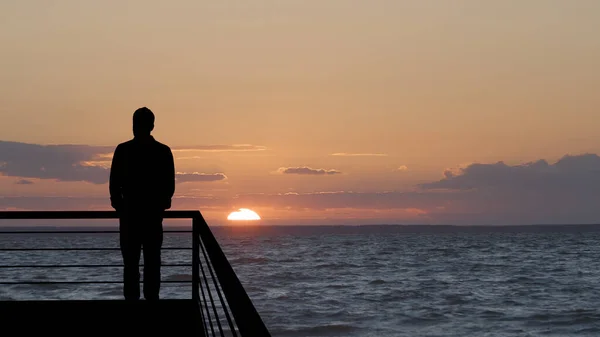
[369,279,386,285]
[441,293,470,305]
[274,258,303,263]
[478,309,506,318]
[573,327,600,334]
[314,262,361,269]
[274,323,357,336]
[230,257,269,264]
[99,288,123,297]
[265,289,289,300]
[164,274,192,282]
[524,309,600,326]
[380,289,431,302]
[324,283,351,289]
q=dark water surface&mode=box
[2,224,600,336]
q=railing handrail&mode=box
[0,210,272,337]
[0,210,200,219]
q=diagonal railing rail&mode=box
[0,210,271,337]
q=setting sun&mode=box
[227,208,261,221]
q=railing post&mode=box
[192,216,200,302]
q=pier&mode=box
[0,210,271,337]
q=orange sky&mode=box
[2,1,600,225]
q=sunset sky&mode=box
[2,1,600,225]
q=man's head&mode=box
[132,107,155,137]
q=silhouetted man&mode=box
[109,107,175,301]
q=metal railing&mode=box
[0,210,271,337]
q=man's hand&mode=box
[111,198,124,212]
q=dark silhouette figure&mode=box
[109,107,175,300]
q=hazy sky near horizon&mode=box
[2,1,600,225]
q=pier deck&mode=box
[0,299,202,335]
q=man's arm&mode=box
[164,147,176,210]
[109,145,124,211]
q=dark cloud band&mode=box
[176,172,227,183]
[0,140,231,185]
[278,167,342,175]
[0,140,112,184]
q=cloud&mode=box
[0,196,108,211]
[0,140,236,185]
[15,179,34,185]
[403,153,600,224]
[420,153,600,193]
[172,144,267,152]
[0,140,113,184]
[330,153,388,157]
[397,165,408,171]
[176,172,227,183]
[277,167,342,175]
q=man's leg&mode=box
[119,216,142,300]
[142,215,164,300]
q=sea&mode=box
[2,224,600,337]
